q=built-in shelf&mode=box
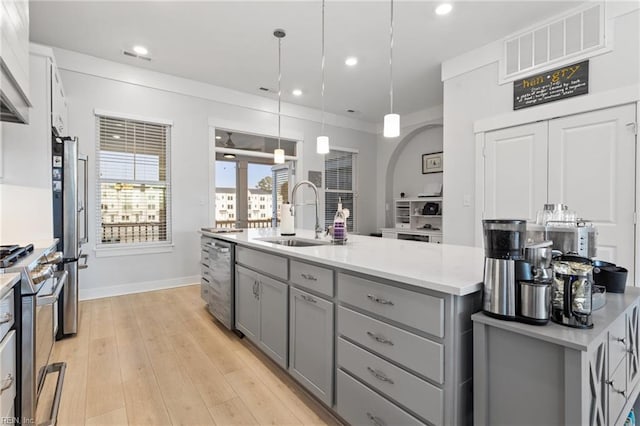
[391,197,444,244]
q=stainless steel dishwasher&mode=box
[201,236,235,330]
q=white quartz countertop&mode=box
[0,273,20,298]
[200,228,484,296]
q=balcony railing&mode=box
[101,222,166,244]
[215,219,274,229]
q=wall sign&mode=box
[513,60,589,110]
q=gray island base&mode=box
[473,288,640,426]
[201,228,484,425]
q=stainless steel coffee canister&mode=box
[519,282,551,322]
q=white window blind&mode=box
[324,150,356,232]
[96,115,171,246]
[272,164,291,227]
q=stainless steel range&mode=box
[1,242,67,425]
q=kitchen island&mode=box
[200,228,484,426]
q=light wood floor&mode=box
[45,285,341,426]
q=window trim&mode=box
[94,112,173,253]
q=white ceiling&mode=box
[30,0,584,123]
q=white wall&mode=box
[0,52,54,243]
[52,49,377,299]
[375,106,443,229]
[442,6,640,246]
[392,126,443,199]
[0,45,376,298]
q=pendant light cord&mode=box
[389,0,394,114]
[278,36,282,150]
[321,0,326,134]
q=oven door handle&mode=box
[37,271,67,306]
[39,362,66,426]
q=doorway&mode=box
[211,129,297,229]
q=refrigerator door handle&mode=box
[78,254,88,270]
[79,154,89,245]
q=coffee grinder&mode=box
[482,219,529,320]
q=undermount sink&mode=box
[256,237,331,247]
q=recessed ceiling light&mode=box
[215,135,222,140]
[133,45,148,55]
[435,3,453,15]
[112,135,121,139]
[345,57,358,67]
[292,89,303,96]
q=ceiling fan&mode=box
[217,132,264,159]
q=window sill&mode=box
[94,243,174,258]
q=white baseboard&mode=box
[79,275,200,301]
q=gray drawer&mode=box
[338,337,443,425]
[338,306,443,384]
[201,245,211,266]
[236,246,288,281]
[338,272,444,338]
[608,356,627,426]
[337,369,425,426]
[609,314,627,375]
[290,260,333,297]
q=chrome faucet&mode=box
[291,180,322,239]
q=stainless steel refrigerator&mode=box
[52,134,88,339]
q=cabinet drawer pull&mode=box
[366,412,386,426]
[366,331,394,346]
[366,366,394,384]
[300,294,317,304]
[367,294,394,306]
[606,380,626,397]
[253,281,260,300]
[0,312,12,325]
[0,374,14,393]
[301,273,317,281]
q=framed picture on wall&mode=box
[422,152,443,174]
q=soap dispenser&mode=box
[332,198,347,245]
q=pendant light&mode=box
[383,0,400,138]
[316,0,330,154]
[273,29,286,164]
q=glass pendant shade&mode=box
[274,148,285,164]
[383,113,400,138]
[316,135,330,154]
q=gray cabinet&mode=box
[258,274,288,368]
[235,265,259,341]
[235,264,288,368]
[473,290,640,426]
[289,287,334,405]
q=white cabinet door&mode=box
[483,122,548,222]
[548,104,636,283]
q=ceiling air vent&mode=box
[500,2,607,83]
[122,50,152,61]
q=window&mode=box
[272,165,291,227]
[325,149,357,232]
[96,115,171,246]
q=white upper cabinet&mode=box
[0,0,31,123]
